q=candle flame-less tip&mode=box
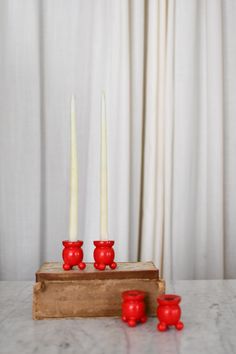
[71,94,75,105]
[101,91,106,101]
[71,95,76,117]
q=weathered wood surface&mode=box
[36,262,159,281]
[33,262,165,320]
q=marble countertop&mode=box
[1,280,236,354]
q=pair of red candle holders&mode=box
[122,290,184,331]
[62,240,117,271]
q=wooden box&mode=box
[32,262,165,320]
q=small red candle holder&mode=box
[157,294,184,331]
[62,240,86,271]
[121,290,147,327]
[93,240,117,270]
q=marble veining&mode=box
[1,280,236,354]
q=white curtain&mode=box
[141,0,236,280]
[0,0,235,280]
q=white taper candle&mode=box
[100,92,108,240]
[69,95,78,241]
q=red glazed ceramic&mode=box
[93,240,117,270]
[122,290,147,327]
[157,294,184,331]
[62,240,86,271]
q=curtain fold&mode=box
[140,0,167,276]
[0,0,235,280]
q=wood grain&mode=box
[33,262,165,319]
[36,262,159,281]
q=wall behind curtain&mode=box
[0,0,236,280]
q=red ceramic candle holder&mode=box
[157,294,184,331]
[93,240,117,270]
[62,240,86,271]
[121,290,147,327]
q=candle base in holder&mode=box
[93,240,117,270]
[62,240,86,271]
